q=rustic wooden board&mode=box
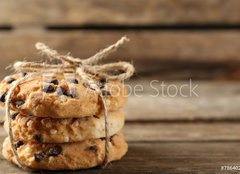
[134,61,240,80]
[1,31,240,79]
[1,0,240,26]
[2,30,240,63]
[124,122,240,142]
[126,81,240,121]
[126,94,240,121]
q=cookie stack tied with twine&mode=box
[0,36,134,171]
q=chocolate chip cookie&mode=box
[2,133,128,170]
[0,73,127,118]
[4,110,124,143]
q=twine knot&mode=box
[14,36,134,81]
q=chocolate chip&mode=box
[93,115,99,119]
[46,79,59,85]
[0,92,6,102]
[42,84,56,93]
[99,79,106,89]
[86,145,97,152]
[33,134,42,143]
[68,88,76,98]
[56,87,68,96]
[101,90,111,96]
[99,78,106,84]
[46,145,62,157]
[15,141,24,149]
[83,82,95,90]
[68,78,78,84]
[6,77,15,84]
[14,100,25,107]
[10,112,19,120]
[34,152,45,162]
[20,72,27,77]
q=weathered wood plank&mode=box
[0,141,240,173]
[2,30,240,63]
[126,95,240,121]
[124,122,240,142]
[1,30,240,80]
[1,0,240,25]
[134,61,240,81]
[126,80,240,121]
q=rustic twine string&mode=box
[5,73,38,172]
[99,93,109,168]
[6,36,134,170]
[13,36,134,80]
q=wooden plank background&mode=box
[1,0,240,25]
[1,0,240,173]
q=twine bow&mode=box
[13,36,134,81]
[6,36,134,171]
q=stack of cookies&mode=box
[0,71,129,170]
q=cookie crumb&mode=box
[64,136,69,142]
[72,121,79,127]
[50,129,57,135]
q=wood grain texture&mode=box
[126,95,240,121]
[126,80,240,121]
[2,30,240,62]
[124,122,240,142]
[1,30,240,80]
[135,61,240,80]
[1,0,240,25]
